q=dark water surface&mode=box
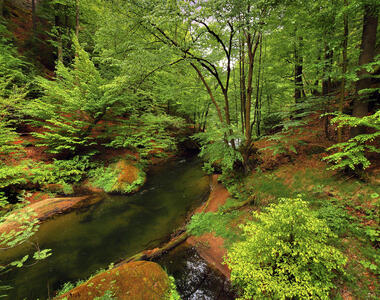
[1,158,215,299]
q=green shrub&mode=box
[226,197,347,300]
[193,127,243,174]
[317,204,352,237]
[30,155,94,186]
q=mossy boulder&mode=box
[56,261,172,300]
[88,159,146,194]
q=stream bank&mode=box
[0,157,212,299]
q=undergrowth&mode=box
[187,209,242,248]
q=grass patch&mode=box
[187,210,242,248]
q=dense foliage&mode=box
[0,0,378,298]
[226,197,347,299]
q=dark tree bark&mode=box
[32,0,37,33]
[0,0,4,17]
[191,63,224,125]
[322,44,334,139]
[351,4,378,137]
[55,15,63,63]
[75,0,79,37]
[239,36,247,135]
[338,0,348,143]
[254,34,263,137]
[294,36,304,102]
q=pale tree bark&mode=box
[351,4,378,137]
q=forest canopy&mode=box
[0,0,379,299]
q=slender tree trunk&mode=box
[201,102,211,132]
[75,0,79,37]
[32,0,36,33]
[55,15,63,63]
[323,44,333,139]
[239,36,247,135]
[191,63,224,125]
[351,4,378,137]
[0,0,3,17]
[242,32,261,171]
[294,36,303,103]
[254,34,263,137]
[338,0,348,143]
[245,33,260,145]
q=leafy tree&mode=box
[27,36,122,155]
[226,197,347,299]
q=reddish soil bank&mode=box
[187,174,231,278]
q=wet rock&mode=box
[56,261,170,300]
[0,195,103,240]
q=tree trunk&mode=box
[294,36,303,103]
[55,15,63,63]
[75,0,79,37]
[32,0,36,33]
[350,4,378,137]
[245,33,260,145]
[0,0,4,17]
[239,36,247,135]
[242,32,261,172]
[322,44,333,140]
[254,34,263,137]
[338,0,348,143]
[191,63,224,125]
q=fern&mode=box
[323,111,380,171]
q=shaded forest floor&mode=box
[188,115,379,300]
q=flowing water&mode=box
[157,244,236,300]
[0,158,235,300]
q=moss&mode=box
[56,261,170,300]
[89,159,146,194]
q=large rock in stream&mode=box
[56,261,171,300]
[87,159,146,194]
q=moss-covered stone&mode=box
[88,159,146,194]
[56,261,171,300]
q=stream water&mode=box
[0,157,234,300]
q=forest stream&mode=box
[0,158,234,300]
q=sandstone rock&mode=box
[56,261,170,300]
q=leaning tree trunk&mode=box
[350,4,378,138]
